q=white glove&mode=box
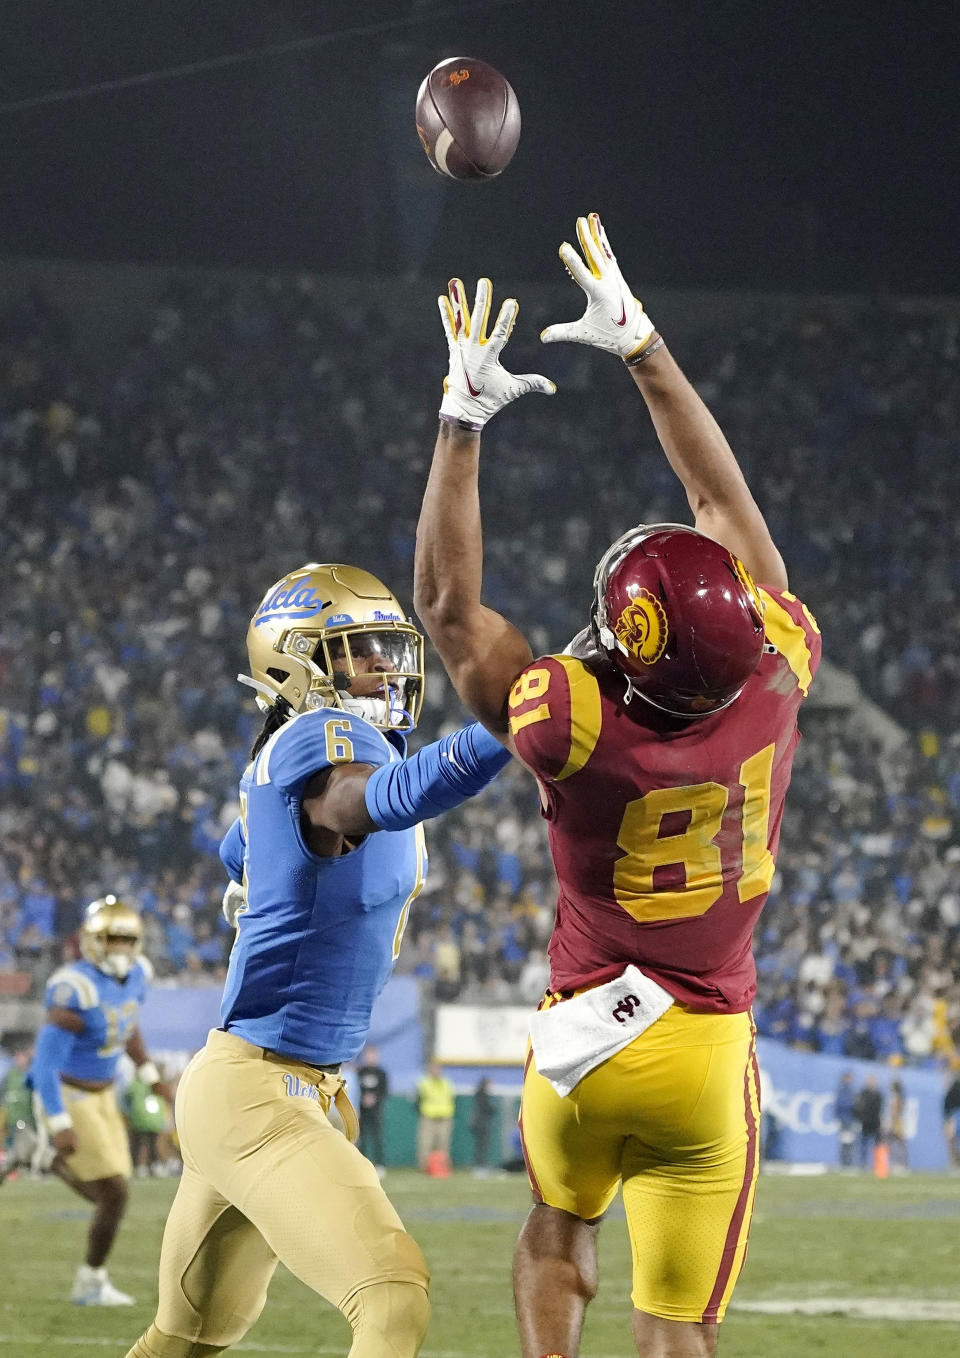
[222,880,246,928]
[438,277,555,429]
[541,214,656,361]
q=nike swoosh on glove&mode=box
[540,213,655,361]
[439,276,555,429]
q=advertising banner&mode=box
[139,976,424,1090]
[433,1007,951,1169]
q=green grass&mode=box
[2,1170,960,1355]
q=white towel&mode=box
[529,965,674,1097]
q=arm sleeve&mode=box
[365,723,512,832]
[31,1023,77,1119]
[219,817,246,882]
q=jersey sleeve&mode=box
[758,588,822,699]
[44,965,100,1015]
[508,654,603,782]
[260,709,393,794]
[219,816,246,881]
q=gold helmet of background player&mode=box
[79,896,143,981]
[241,563,424,731]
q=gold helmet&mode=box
[241,563,424,731]
[79,896,143,981]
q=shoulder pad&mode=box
[509,654,603,781]
[254,708,394,793]
[759,588,822,697]
[46,965,100,1012]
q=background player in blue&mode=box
[29,895,170,1306]
[124,562,512,1358]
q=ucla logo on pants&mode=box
[282,1073,320,1101]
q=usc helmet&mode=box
[79,896,143,981]
[591,524,766,717]
[241,563,424,731]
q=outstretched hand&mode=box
[541,213,656,361]
[438,277,555,429]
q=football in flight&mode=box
[415,57,521,181]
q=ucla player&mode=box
[416,218,819,1358]
[125,563,511,1358]
[30,896,168,1306]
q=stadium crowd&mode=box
[1,271,958,1068]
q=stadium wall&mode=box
[104,988,954,1169]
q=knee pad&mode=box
[341,1279,431,1358]
[125,1323,227,1358]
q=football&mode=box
[415,57,520,181]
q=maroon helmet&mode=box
[591,524,766,717]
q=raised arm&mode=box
[541,214,787,590]
[414,277,555,734]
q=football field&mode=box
[1,1170,959,1356]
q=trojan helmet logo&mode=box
[613,588,668,665]
[732,554,765,622]
[441,68,471,87]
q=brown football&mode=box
[415,57,520,181]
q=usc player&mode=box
[415,215,820,1358]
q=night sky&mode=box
[1,0,957,293]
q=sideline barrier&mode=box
[435,1005,952,1171]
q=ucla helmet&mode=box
[591,524,765,717]
[241,563,424,731]
[79,896,143,981]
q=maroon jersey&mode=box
[508,588,821,1012]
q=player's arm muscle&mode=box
[124,1027,150,1067]
[414,421,533,736]
[47,1006,85,1035]
[302,763,380,838]
[627,345,788,590]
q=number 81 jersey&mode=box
[508,587,821,1013]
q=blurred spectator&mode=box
[415,1058,456,1174]
[854,1075,885,1170]
[887,1078,909,1173]
[943,1070,960,1168]
[1,1043,34,1150]
[125,1069,172,1178]
[835,1070,857,1168]
[469,1076,496,1178]
[356,1045,389,1173]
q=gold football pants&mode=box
[36,1083,132,1181]
[128,1029,429,1356]
[520,1004,760,1323]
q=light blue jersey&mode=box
[219,708,427,1066]
[36,958,150,1086]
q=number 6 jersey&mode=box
[508,587,821,1013]
[218,708,428,1066]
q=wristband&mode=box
[438,410,483,433]
[47,1112,73,1135]
[137,1061,161,1086]
[624,333,665,367]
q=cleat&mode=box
[71,1265,135,1306]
